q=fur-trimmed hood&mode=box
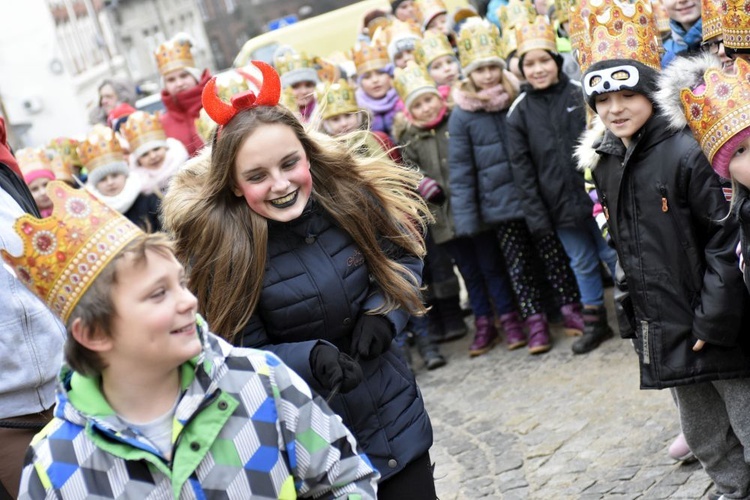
[161,145,211,235]
[574,116,608,172]
[654,52,722,131]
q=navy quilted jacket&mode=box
[237,201,432,481]
[448,98,524,236]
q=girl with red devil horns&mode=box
[163,62,439,499]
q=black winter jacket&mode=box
[506,75,593,237]
[124,193,162,233]
[448,92,524,236]
[0,163,39,217]
[237,201,431,481]
[736,187,750,296]
[586,113,750,389]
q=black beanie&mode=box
[581,59,659,110]
[391,0,408,11]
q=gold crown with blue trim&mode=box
[0,181,142,322]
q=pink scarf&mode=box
[452,84,511,113]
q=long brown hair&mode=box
[162,105,430,340]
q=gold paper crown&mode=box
[574,0,661,73]
[367,15,391,40]
[274,51,316,77]
[680,58,750,165]
[554,0,571,24]
[77,125,126,172]
[701,0,722,42]
[352,39,390,74]
[154,38,195,76]
[569,0,612,64]
[457,20,504,70]
[415,0,448,29]
[650,0,671,35]
[315,57,342,83]
[0,181,142,322]
[502,27,518,57]
[120,111,166,157]
[17,148,61,179]
[723,0,750,49]
[497,0,536,31]
[387,19,423,42]
[48,138,83,169]
[394,61,437,103]
[415,31,454,67]
[320,79,360,120]
[195,108,216,143]
[279,87,298,112]
[516,15,558,57]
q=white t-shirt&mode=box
[119,394,180,459]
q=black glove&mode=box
[351,314,394,360]
[310,344,363,393]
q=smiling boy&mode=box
[8,182,378,499]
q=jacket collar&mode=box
[521,72,569,96]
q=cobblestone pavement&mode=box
[412,296,715,500]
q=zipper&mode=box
[641,321,650,365]
[600,193,610,221]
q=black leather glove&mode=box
[351,314,394,360]
[310,344,363,393]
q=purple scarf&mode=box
[356,87,400,137]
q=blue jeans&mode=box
[441,231,515,318]
[556,218,618,306]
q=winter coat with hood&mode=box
[167,151,432,482]
[398,111,458,244]
[506,73,593,237]
[18,318,379,499]
[160,70,210,157]
[448,77,524,237]
[576,112,750,390]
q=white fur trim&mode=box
[86,161,129,187]
[654,52,722,130]
[575,116,607,172]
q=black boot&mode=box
[572,306,613,354]
[415,333,447,370]
[433,296,468,342]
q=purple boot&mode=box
[500,312,526,350]
[526,313,552,354]
[560,303,584,337]
[469,315,500,357]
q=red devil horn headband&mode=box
[201,61,282,126]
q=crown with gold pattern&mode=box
[457,19,505,73]
[415,0,448,30]
[154,37,195,76]
[394,60,440,107]
[47,150,76,185]
[516,16,558,57]
[680,57,750,168]
[320,79,360,120]
[650,0,671,35]
[574,0,661,74]
[16,148,60,184]
[502,27,518,57]
[415,31,454,67]
[48,138,83,170]
[554,0,571,24]
[274,51,316,78]
[497,0,536,31]
[0,181,142,322]
[722,0,750,49]
[77,125,126,173]
[569,0,612,67]
[352,38,391,74]
[120,111,167,159]
[701,0,722,42]
[279,86,299,113]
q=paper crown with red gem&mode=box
[120,111,167,159]
[680,57,750,176]
[201,61,281,127]
[516,15,558,57]
[154,36,196,76]
[721,0,750,49]
[0,181,142,322]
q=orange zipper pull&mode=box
[603,205,609,221]
[662,197,669,212]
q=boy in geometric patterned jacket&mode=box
[3,181,378,499]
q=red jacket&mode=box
[160,70,211,157]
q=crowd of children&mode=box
[6,0,750,497]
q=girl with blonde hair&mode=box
[163,62,437,499]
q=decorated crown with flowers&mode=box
[680,57,750,168]
[1,181,142,322]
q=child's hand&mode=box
[692,339,706,352]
